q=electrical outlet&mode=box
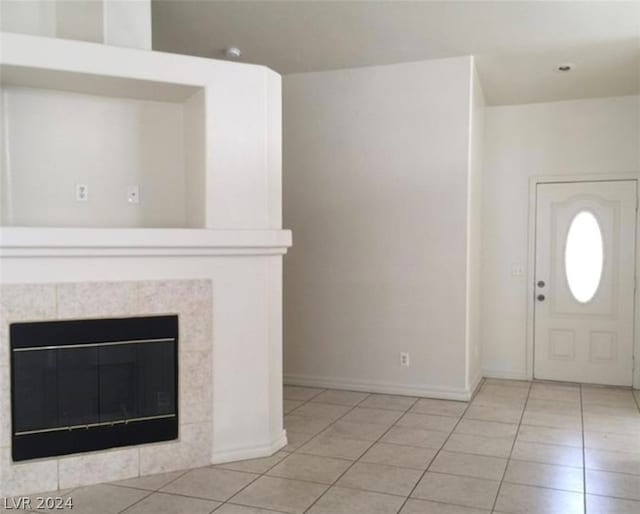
[400,352,410,367]
[127,185,140,204]
[75,184,88,202]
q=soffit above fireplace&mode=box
[0,31,283,231]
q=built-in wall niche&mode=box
[0,66,206,228]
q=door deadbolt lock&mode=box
[537,280,545,288]
[537,294,546,302]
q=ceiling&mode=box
[151,1,640,105]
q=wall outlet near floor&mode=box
[400,352,410,367]
[75,183,88,202]
[127,185,140,204]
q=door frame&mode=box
[526,173,640,388]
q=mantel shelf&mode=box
[0,227,292,257]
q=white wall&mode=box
[103,0,152,50]
[465,66,485,391]
[1,86,187,228]
[482,95,640,379]
[183,90,206,228]
[0,31,283,230]
[0,1,56,38]
[284,57,477,398]
[54,0,104,43]
[0,0,152,50]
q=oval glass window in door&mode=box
[565,211,603,303]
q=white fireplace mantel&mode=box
[0,227,292,257]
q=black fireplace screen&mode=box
[10,315,178,461]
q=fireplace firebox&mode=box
[10,315,178,461]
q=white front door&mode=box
[534,180,637,386]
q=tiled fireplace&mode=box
[11,315,179,461]
[0,280,214,494]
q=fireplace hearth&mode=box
[10,315,178,461]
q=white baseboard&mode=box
[483,369,531,381]
[210,430,288,465]
[284,374,474,401]
[468,371,484,398]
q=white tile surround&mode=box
[0,280,213,494]
[0,279,214,495]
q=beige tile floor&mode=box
[4,379,640,513]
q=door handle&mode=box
[537,294,546,302]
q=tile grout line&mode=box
[392,378,485,514]
[219,388,375,512]
[489,379,533,514]
[208,458,285,511]
[115,469,192,513]
[126,386,333,514]
[117,489,156,513]
[215,498,290,514]
[215,387,337,512]
[269,384,582,513]
[154,387,321,514]
[181,382,639,513]
[299,393,421,513]
[46,383,638,513]
[507,455,583,470]
[162,460,609,503]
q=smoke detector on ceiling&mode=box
[554,63,573,73]
[225,47,242,59]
